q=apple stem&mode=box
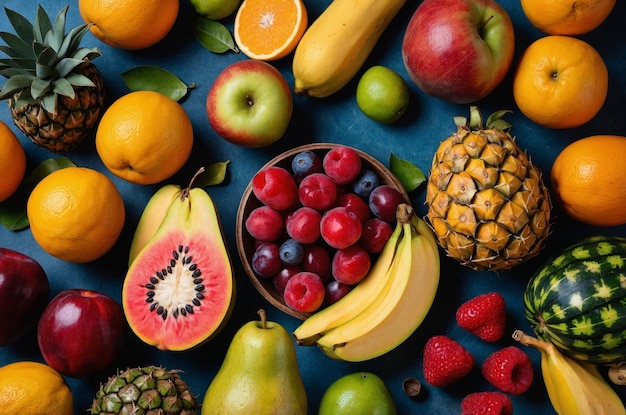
[478,14,495,33]
[257,309,267,329]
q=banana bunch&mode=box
[292,0,407,98]
[293,203,440,362]
[513,330,626,415]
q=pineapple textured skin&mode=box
[90,366,198,415]
[425,107,552,271]
[0,5,105,153]
[9,61,105,153]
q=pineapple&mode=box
[425,106,552,271]
[90,366,199,415]
[0,5,105,153]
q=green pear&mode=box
[201,309,307,414]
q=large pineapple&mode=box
[90,366,198,415]
[425,106,552,271]
[0,5,105,153]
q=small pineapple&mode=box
[0,5,105,153]
[90,366,199,415]
[425,106,552,271]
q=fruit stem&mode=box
[478,14,495,33]
[512,329,550,353]
[608,363,626,386]
[180,167,206,200]
[453,105,483,130]
[396,203,414,225]
[257,309,267,329]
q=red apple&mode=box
[37,289,125,378]
[401,0,515,104]
[0,248,49,346]
[207,59,293,147]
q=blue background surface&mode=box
[1,0,626,413]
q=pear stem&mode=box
[180,167,206,201]
[257,309,267,329]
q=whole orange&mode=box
[0,121,26,202]
[96,91,193,185]
[78,0,179,50]
[521,0,615,35]
[513,36,608,129]
[27,167,126,263]
[551,135,626,227]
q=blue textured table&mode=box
[1,0,626,413]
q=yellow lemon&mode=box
[0,361,73,415]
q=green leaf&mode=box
[0,157,76,231]
[389,153,426,193]
[65,72,96,88]
[51,77,75,98]
[194,161,230,187]
[33,5,53,45]
[191,17,238,54]
[0,31,32,58]
[59,25,93,58]
[121,66,191,101]
[30,77,50,99]
[5,8,34,44]
[0,74,33,99]
[55,57,85,77]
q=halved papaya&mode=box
[122,186,235,351]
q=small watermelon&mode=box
[524,236,626,365]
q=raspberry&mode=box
[423,335,474,387]
[456,292,506,342]
[482,346,533,395]
[461,391,513,415]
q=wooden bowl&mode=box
[235,143,411,320]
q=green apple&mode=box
[206,60,293,147]
[190,0,242,20]
[319,372,398,415]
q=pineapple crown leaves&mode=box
[0,5,101,114]
[454,105,513,132]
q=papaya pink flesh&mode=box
[123,190,233,351]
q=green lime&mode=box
[356,66,409,124]
[191,0,242,20]
[318,372,398,415]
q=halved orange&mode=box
[234,0,307,61]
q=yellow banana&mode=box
[292,214,404,345]
[292,0,407,98]
[513,330,626,415]
[128,184,181,266]
[317,207,440,362]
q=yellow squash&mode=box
[292,0,407,98]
